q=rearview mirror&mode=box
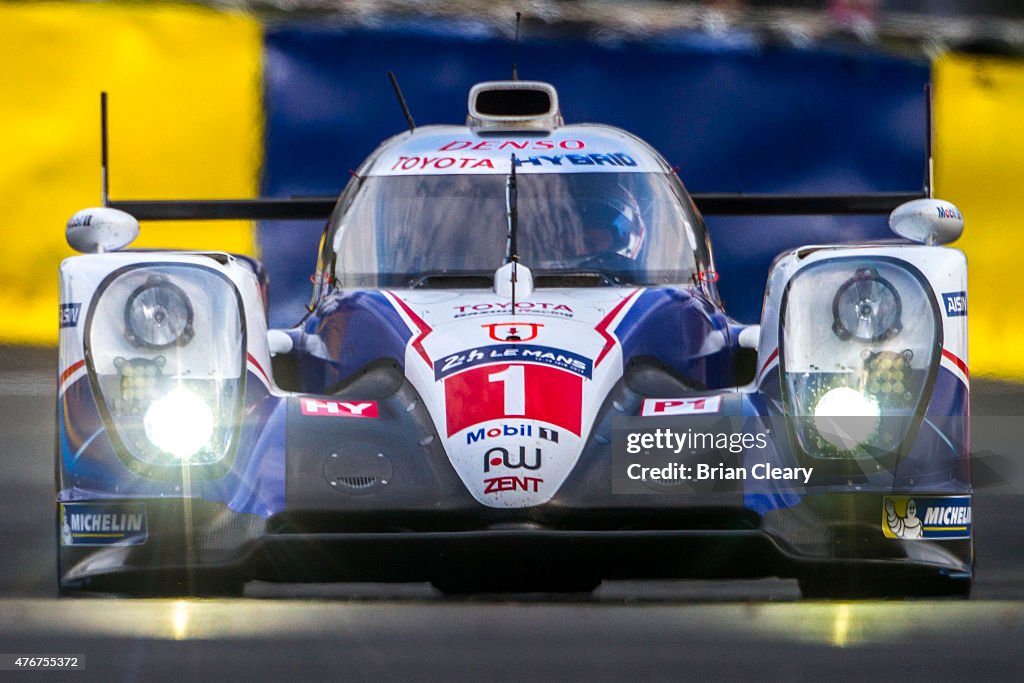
[888,198,963,245]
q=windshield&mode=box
[326,172,710,287]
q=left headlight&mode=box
[124,276,194,348]
[780,257,941,464]
[85,264,245,477]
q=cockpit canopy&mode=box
[320,126,715,289]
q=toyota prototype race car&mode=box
[57,79,971,598]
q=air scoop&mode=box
[467,81,563,131]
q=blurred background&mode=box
[2,0,1023,380]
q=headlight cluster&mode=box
[86,264,245,476]
[831,268,901,342]
[781,258,940,462]
[123,277,194,348]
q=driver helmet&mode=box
[583,186,646,260]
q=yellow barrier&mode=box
[935,53,1024,380]
[0,2,261,345]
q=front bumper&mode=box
[58,492,973,593]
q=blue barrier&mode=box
[262,23,928,326]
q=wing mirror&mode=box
[888,198,963,245]
[66,207,140,253]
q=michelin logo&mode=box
[883,496,971,540]
[61,503,148,546]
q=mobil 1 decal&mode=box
[440,353,587,507]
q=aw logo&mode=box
[942,291,967,317]
[483,445,542,472]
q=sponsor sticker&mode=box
[514,152,638,168]
[483,322,543,342]
[59,303,82,329]
[61,503,148,546]
[484,445,543,472]
[466,423,559,445]
[942,291,967,317]
[453,302,574,319]
[436,344,592,380]
[882,496,971,540]
[640,397,722,417]
[299,398,379,418]
[445,363,583,436]
[483,476,544,494]
[439,139,587,152]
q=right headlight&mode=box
[85,263,245,478]
[780,257,941,463]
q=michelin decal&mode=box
[61,503,148,546]
[883,496,971,540]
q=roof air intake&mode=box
[467,81,562,131]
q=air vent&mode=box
[336,476,378,490]
[324,451,393,495]
[467,81,562,131]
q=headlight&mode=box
[143,387,215,458]
[832,268,901,342]
[85,264,245,476]
[124,276,194,348]
[812,387,880,450]
[781,257,941,464]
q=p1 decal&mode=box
[942,291,967,317]
[61,503,147,546]
[300,398,379,419]
[445,364,583,436]
[883,496,971,540]
[483,322,543,342]
[60,303,82,328]
[641,397,722,417]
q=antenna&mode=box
[512,12,521,81]
[506,154,520,311]
[100,91,109,207]
[388,71,416,132]
[924,83,934,198]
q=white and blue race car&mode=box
[57,80,970,597]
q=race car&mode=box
[57,79,970,597]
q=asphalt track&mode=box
[1,345,1022,681]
